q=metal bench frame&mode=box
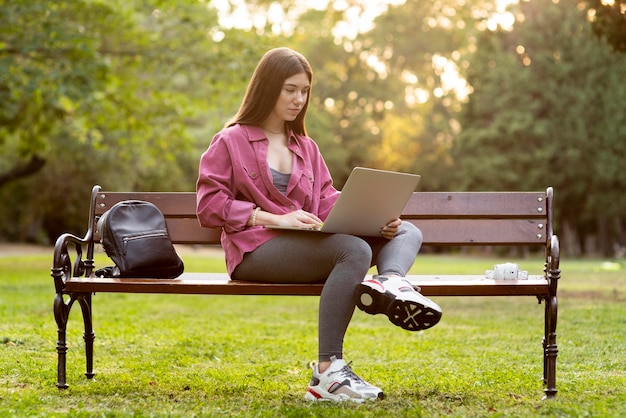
[51,185,560,398]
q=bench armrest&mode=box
[547,234,560,296]
[51,184,102,294]
[51,232,96,294]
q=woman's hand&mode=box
[250,208,323,229]
[381,218,401,240]
[277,210,323,229]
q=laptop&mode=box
[265,167,421,237]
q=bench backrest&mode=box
[89,186,553,249]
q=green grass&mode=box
[1,247,625,417]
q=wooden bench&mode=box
[51,185,560,398]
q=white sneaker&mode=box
[355,275,442,331]
[305,356,384,402]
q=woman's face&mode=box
[268,72,310,124]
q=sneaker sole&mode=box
[305,387,384,403]
[355,283,442,331]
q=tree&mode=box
[300,1,460,187]
[0,0,272,242]
[338,0,489,190]
[587,0,626,53]
[452,0,626,255]
[0,1,113,185]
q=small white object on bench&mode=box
[485,263,529,280]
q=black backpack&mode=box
[96,200,184,278]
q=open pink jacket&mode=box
[196,124,340,275]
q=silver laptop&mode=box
[265,167,421,237]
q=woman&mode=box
[196,47,442,402]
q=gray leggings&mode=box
[231,221,423,362]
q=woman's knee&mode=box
[328,234,373,265]
[399,221,423,245]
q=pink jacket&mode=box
[196,124,340,275]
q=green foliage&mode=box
[452,0,626,253]
[1,250,625,416]
[587,0,626,53]
[0,0,111,183]
[0,0,273,242]
[1,0,625,256]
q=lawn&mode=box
[1,245,625,417]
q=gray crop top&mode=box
[270,168,291,195]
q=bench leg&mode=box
[54,293,73,389]
[78,293,96,380]
[53,292,96,389]
[542,295,558,399]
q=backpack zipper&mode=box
[122,232,168,254]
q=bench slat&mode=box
[402,192,547,218]
[407,219,546,245]
[161,218,221,244]
[159,218,546,245]
[92,191,549,246]
[64,274,549,297]
[94,192,197,216]
[94,191,548,218]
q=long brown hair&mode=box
[227,47,313,136]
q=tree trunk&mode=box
[0,156,46,188]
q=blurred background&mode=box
[1,0,624,257]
